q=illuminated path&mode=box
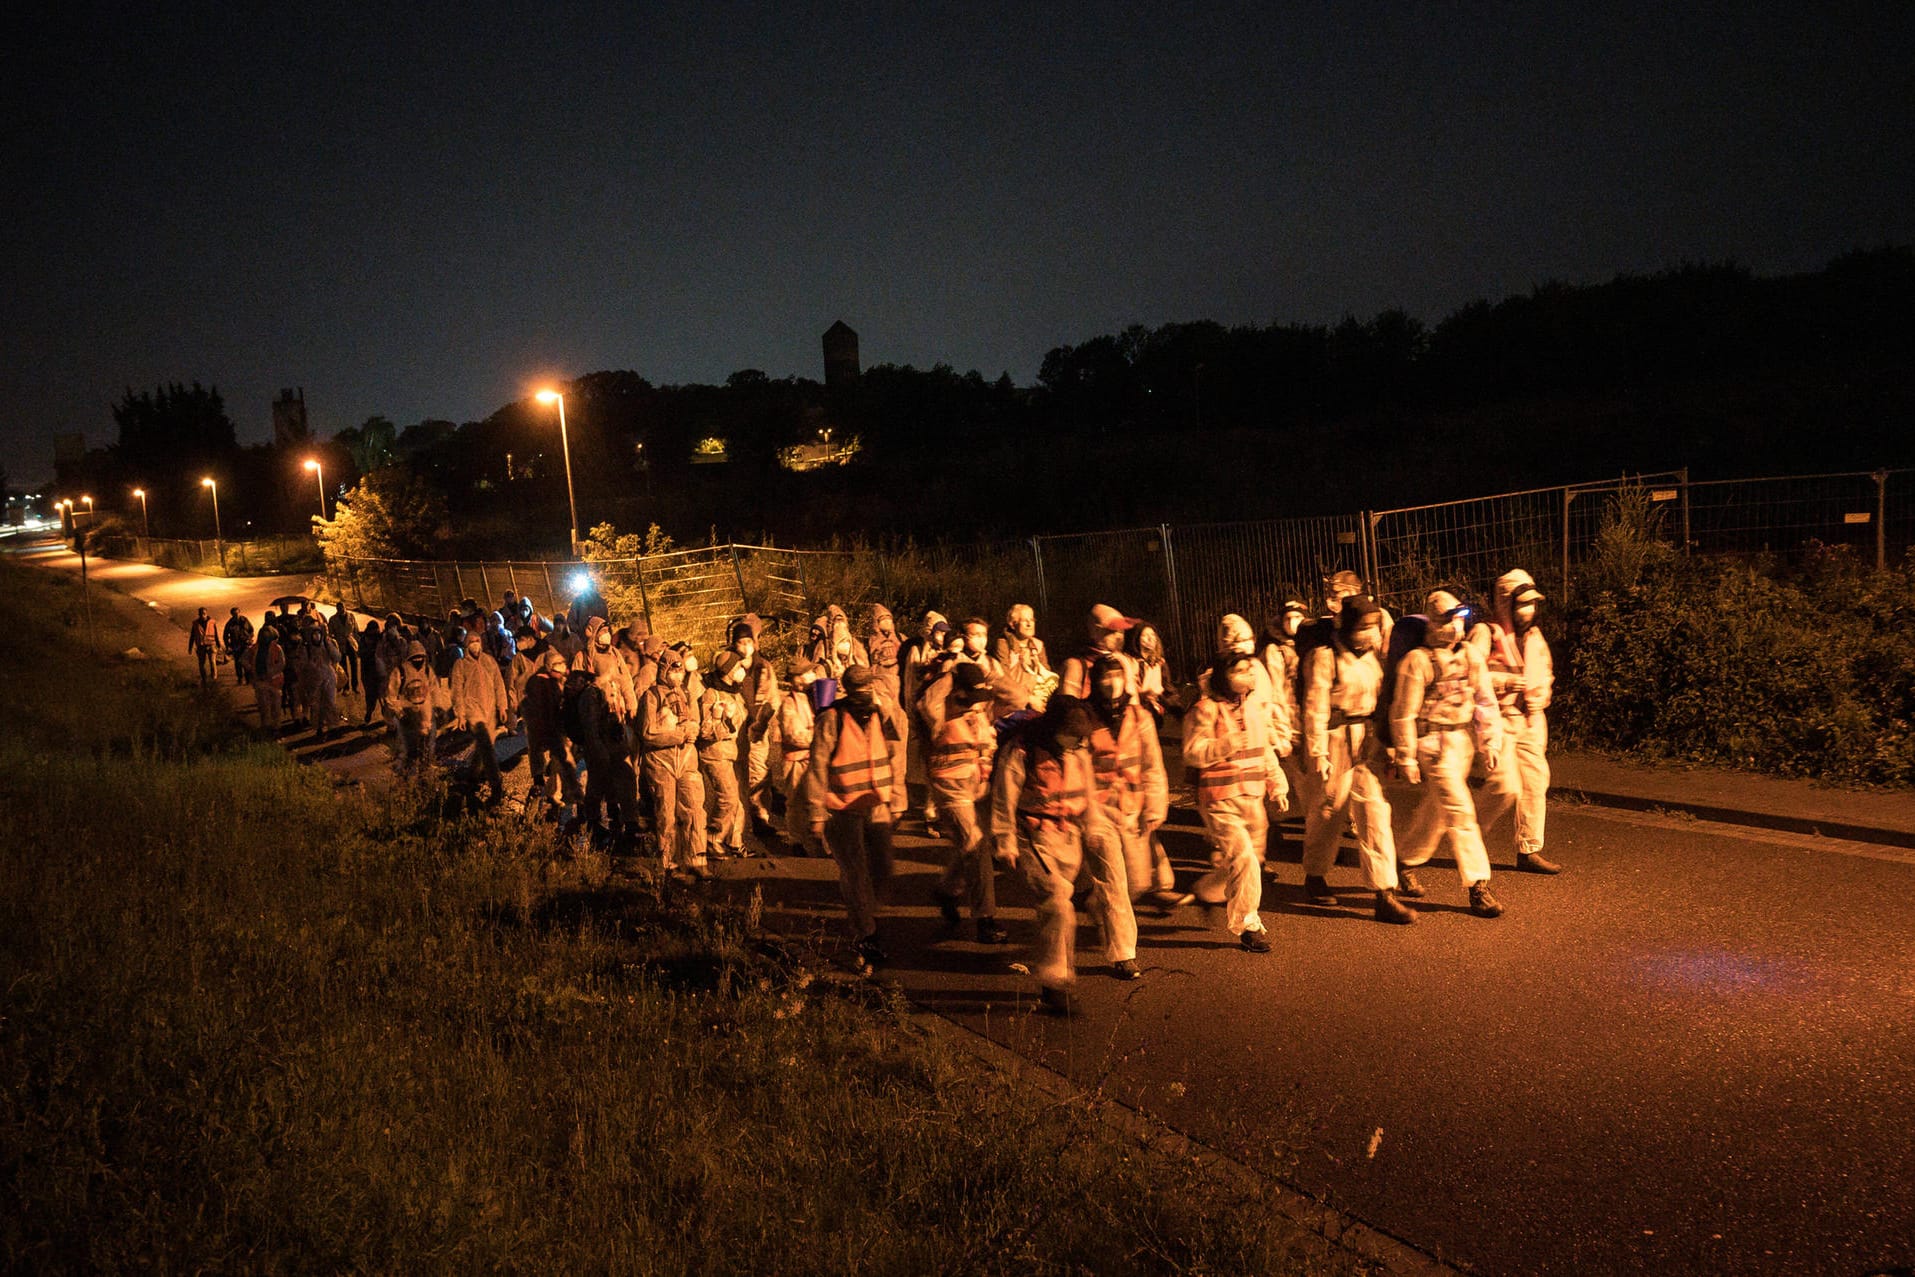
[19,539,1914,1274]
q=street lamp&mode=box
[132,487,149,539]
[82,494,94,515]
[302,457,327,520]
[535,389,580,554]
[200,477,223,544]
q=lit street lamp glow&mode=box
[200,477,223,548]
[302,457,327,520]
[535,388,581,555]
[132,487,149,539]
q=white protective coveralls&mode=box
[1469,570,1555,863]
[1299,636,1399,891]
[1391,593,1504,887]
[1184,680,1286,937]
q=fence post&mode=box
[1030,538,1048,617]
[1678,466,1692,554]
[1359,512,1378,597]
[506,562,521,598]
[729,544,748,614]
[478,563,493,606]
[1875,470,1889,572]
[1159,524,1191,678]
[542,562,558,612]
[1561,487,1574,604]
[636,556,653,627]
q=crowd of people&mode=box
[205,568,1562,1013]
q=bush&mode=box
[1557,545,1915,785]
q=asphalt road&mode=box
[752,808,1915,1276]
[22,540,1915,1274]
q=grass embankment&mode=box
[1,561,1350,1274]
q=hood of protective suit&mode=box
[919,610,948,641]
[583,616,610,646]
[867,603,894,634]
[1493,570,1544,630]
[406,640,428,661]
[1217,613,1255,653]
[728,613,761,644]
[1424,590,1466,647]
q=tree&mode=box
[112,382,237,470]
[335,416,397,473]
[315,469,448,560]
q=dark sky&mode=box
[5,2,1912,484]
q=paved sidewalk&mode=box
[1551,749,1915,848]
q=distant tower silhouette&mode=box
[823,321,860,389]
[272,387,309,446]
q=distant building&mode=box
[272,387,310,446]
[823,320,859,389]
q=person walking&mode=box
[1183,651,1287,952]
[450,628,509,804]
[1391,589,1506,918]
[1470,570,1562,873]
[382,640,436,773]
[222,607,253,685]
[698,650,751,857]
[188,607,221,686]
[251,626,285,732]
[923,661,1009,945]
[638,648,707,878]
[807,664,905,970]
[775,655,824,854]
[1082,653,1166,979]
[521,649,580,814]
[328,605,360,696]
[1297,594,1413,924]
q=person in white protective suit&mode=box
[1081,653,1168,979]
[990,696,1112,1013]
[1469,570,1562,874]
[775,655,824,855]
[1058,604,1141,699]
[1391,589,1507,918]
[1182,651,1287,951]
[1297,594,1414,924]
[923,661,1009,945]
[450,628,509,803]
[808,663,907,971]
[1262,595,1312,814]
[697,649,750,857]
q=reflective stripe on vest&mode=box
[1017,748,1089,824]
[929,711,993,782]
[1089,709,1144,807]
[822,708,893,812]
[1195,702,1264,801]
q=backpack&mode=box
[1374,614,1431,752]
[1291,616,1338,710]
[561,669,595,746]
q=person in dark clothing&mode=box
[222,608,254,684]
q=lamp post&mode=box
[303,458,327,520]
[200,477,224,570]
[133,487,149,538]
[82,494,94,516]
[535,389,580,555]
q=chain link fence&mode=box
[317,465,1913,675]
[97,534,321,577]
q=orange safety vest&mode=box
[1195,700,1265,803]
[822,707,894,812]
[929,708,994,786]
[1088,707,1145,811]
[1017,746,1090,824]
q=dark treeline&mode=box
[57,250,1915,553]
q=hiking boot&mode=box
[932,886,962,930]
[1238,929,1272,954]
[1303,874,1337,906]
[1469,883,1504,918]
[1395,869,1427,898]
[1517,850,1563,874]
[1110,959,1142,981]
[1374,889,1416,925]
[975,918,1010,946]
[1039,985,1077,1016]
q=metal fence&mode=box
[97,534,321,577]
[320,465,1913,677]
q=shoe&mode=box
[1238,929,1272,954]
[932,887,961,930]
[975,918,1010,946]
[1469,883,1504,918]
[1303,874,1336,906]
[1374,889,1416,925]
[1395,869,1427,898]
[1169,891,1198,908]
[1111,959,1142,980]
[1039,985,1077,1015]
[1517,851,1563,874]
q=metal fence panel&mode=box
[1170,515,1365,663]
[1683,470,1896,564]
[1032,528,1178,669]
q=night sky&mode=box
[5,2,1912,484]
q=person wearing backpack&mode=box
[924,661,1009,946]
[775,656,824,855]
[1082,653,1168,979]
[1182,651,1287,952]
[1470,570,1562,874]
[252,625,286,732]
[807,664,906,970]
[451,629,510,804]
[990,696,1111,1011]
[1298,594,1414,924]
[1390,589,1506,918]
[698,650,751,857]
[222,607,254,685]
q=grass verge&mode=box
[0,559,1358,1274]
